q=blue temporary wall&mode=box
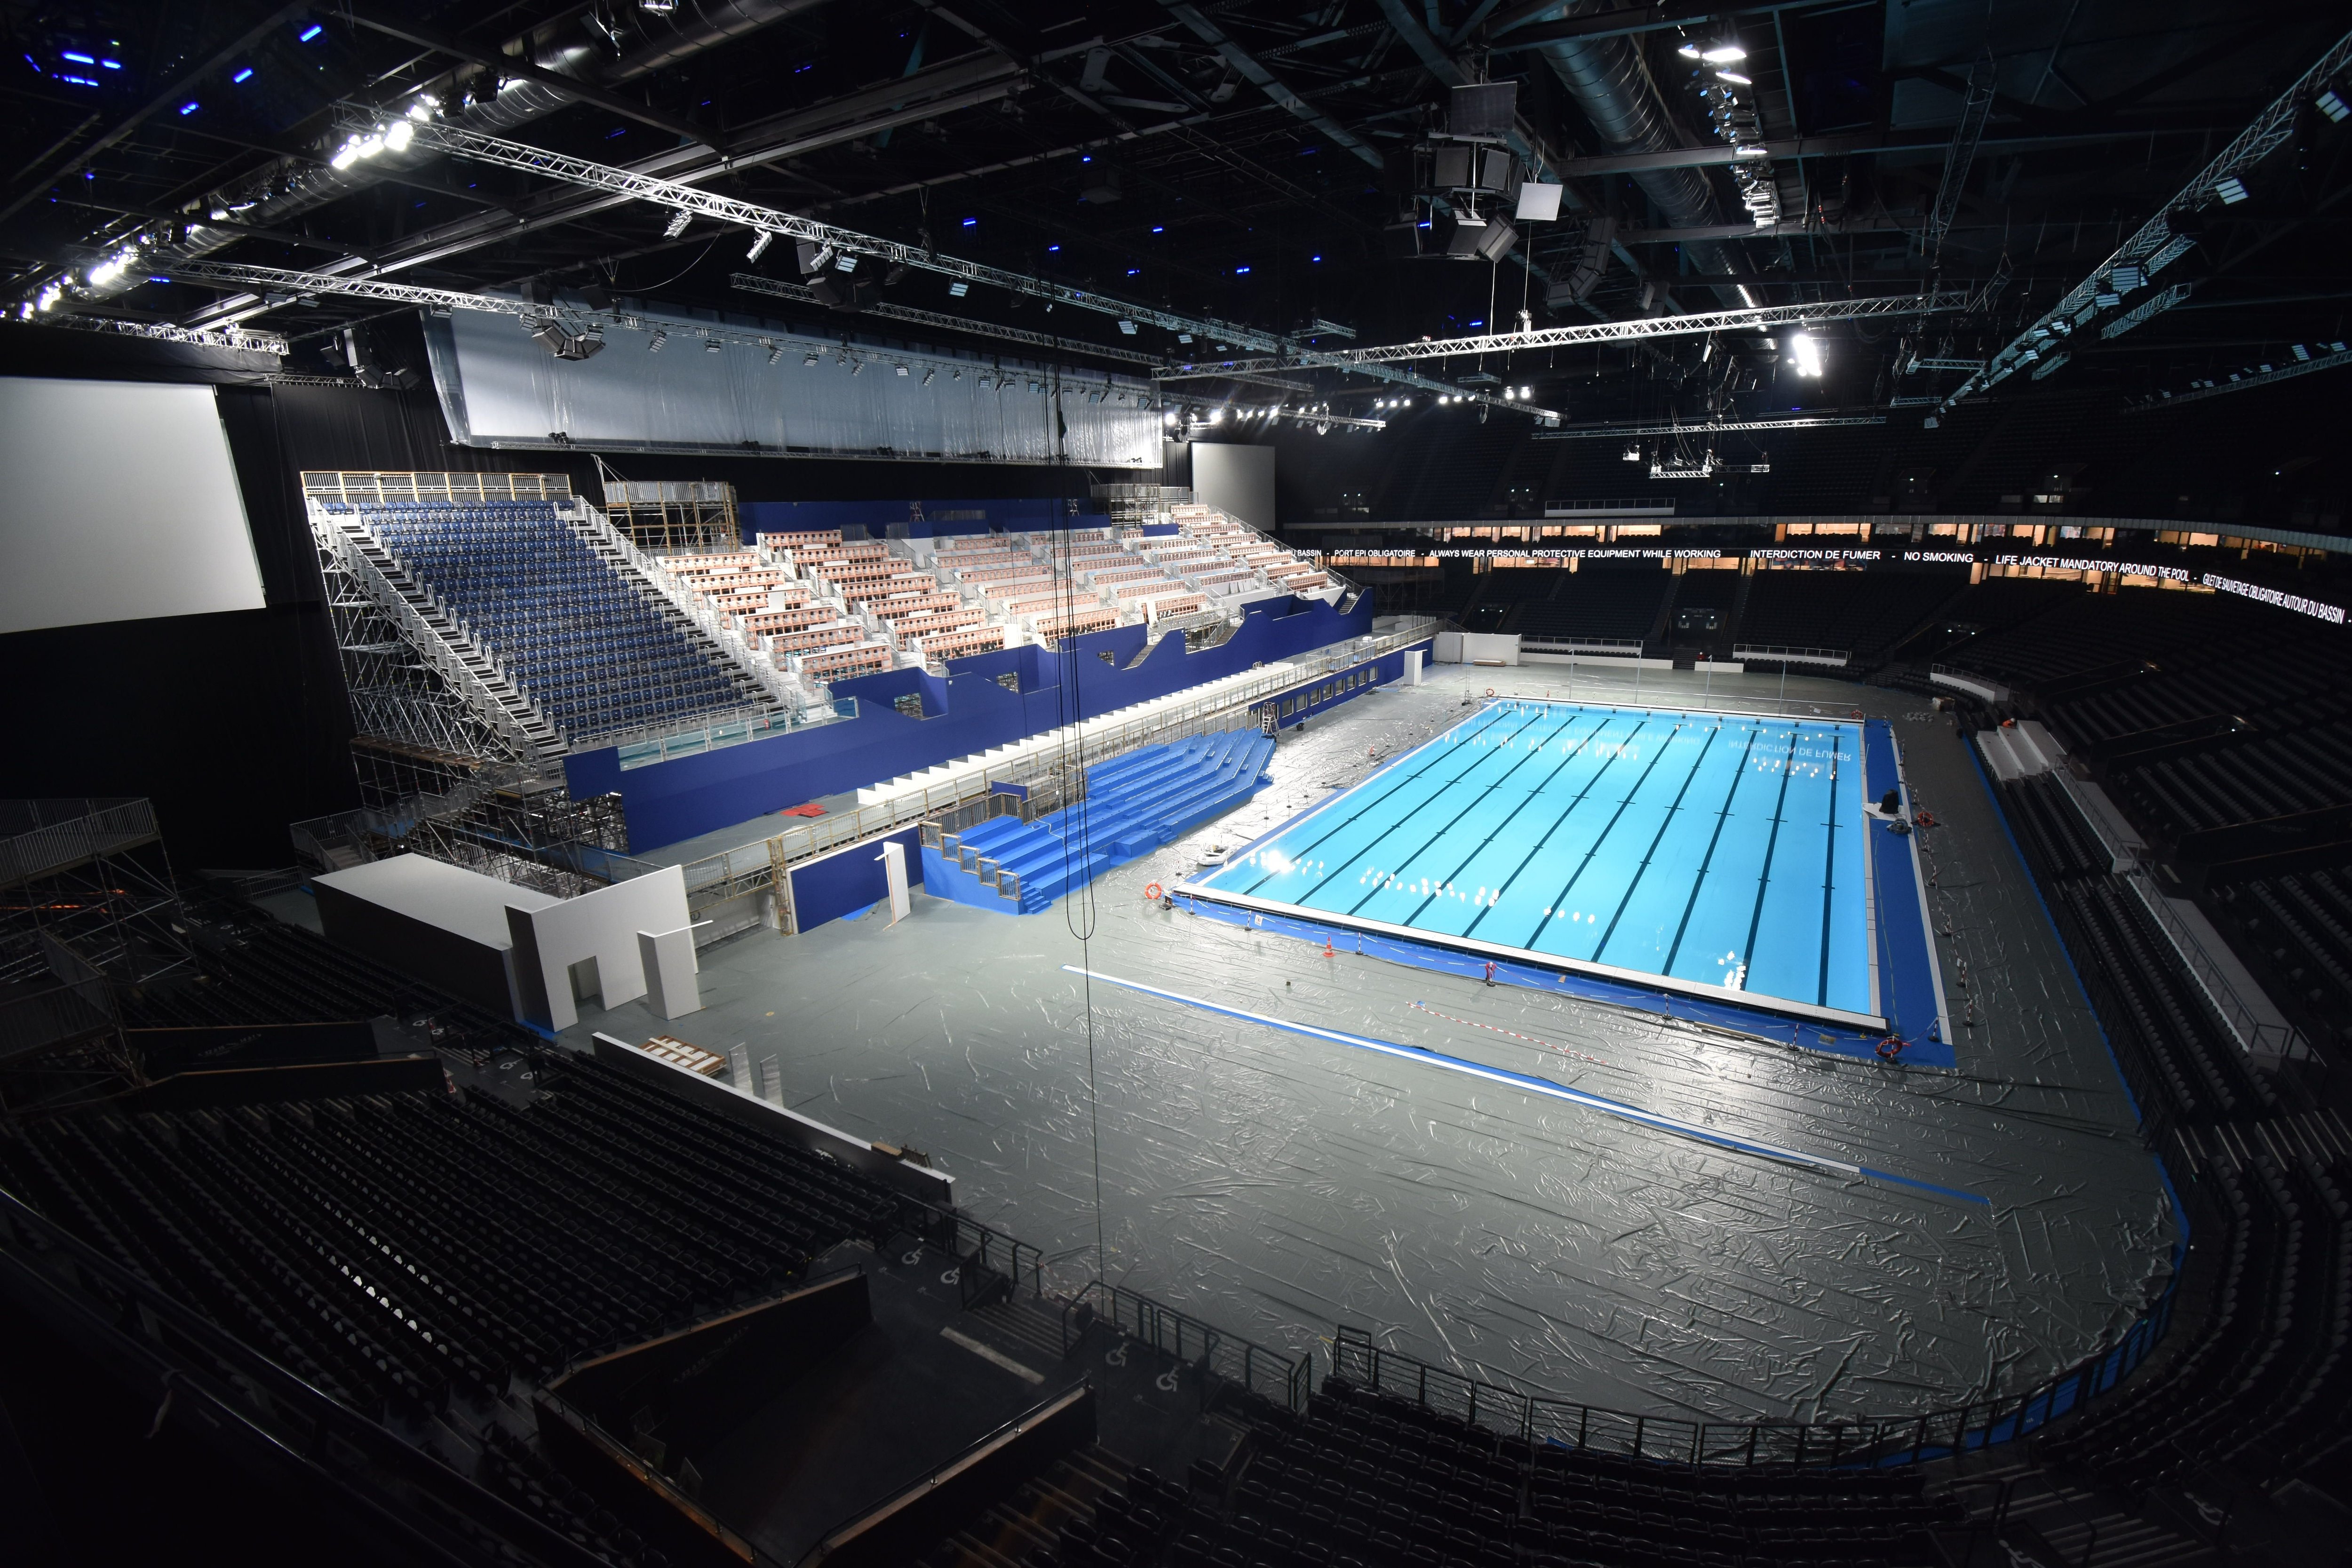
[566,592,1413,852]
[788,826,923,931]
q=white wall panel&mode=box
[1192,442,1277,528]
[0,378,264,635]
[429,308,1160,467]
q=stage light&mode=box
[1622,443,1642,461]
[2214,175,2248,204]
[299,24,324,41]
[803,352,819,366]
[746,230,774,262]
[1118,319,1136,334]
[704,336,722,352]
[663,209,692,238]
[178,100,199,115]
[1714,70,1750,85]
[922,368,936,384]
[233,67,253,82]
[1789,332,1823,377]
[1677,41,1700,58]
[2321,87,2351,123]
[765,341,784,364]
[1209,408,1224,423]
[948,280,969,297]
[894,363,909,376]
[647,328,668,351]
[1520,385,1532,398]
[1702,44,1746,63]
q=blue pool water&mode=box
[1190,700,1880,1022]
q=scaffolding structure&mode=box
[600,478,741,554]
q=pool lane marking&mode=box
[1064,965,1989,1206]
[1662,724,1765,978]
[1592,723,1722,967]
[1739,730,1803,994]
[1381,707,1598,925]
[1509,717,1680,952]
[1219,701,1539,900]
[1459,712,1667,945]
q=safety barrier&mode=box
[1062,1280,1312,1413]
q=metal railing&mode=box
[1733,644,1851,668]
[611,700,858,771]
[640,618,1444,922]
[568,499,811,717]
[2119,865,2310,1062]
[1519,637,1644,656]
[1328,1288,2177,1468]
[1062,1281,1313,1412]
[1928,663,2010,702]
[0,798,158,888]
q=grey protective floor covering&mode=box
[563,661,2177,1427]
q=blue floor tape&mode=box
[1065,964,1989,1206]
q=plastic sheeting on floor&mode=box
[564,666,2177,1426]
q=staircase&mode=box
[928,731,1276,913]
[317,509,565,758]
[923,1442,1134,1568]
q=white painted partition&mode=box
[636,925,702,1019]
[506,865,692,1031]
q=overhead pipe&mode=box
[1534,10,1748,297]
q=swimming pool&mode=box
[1184,699,1883,1026]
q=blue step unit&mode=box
[922,730,1277,913]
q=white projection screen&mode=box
[0,377,266,636]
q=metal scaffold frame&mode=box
[319,108,1549,418]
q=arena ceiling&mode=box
[6,0,2352,428]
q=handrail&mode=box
[1061,1280,1311,1412]
[0,797,158,888]
[793,1380,1090,1568]
[2118,865,2310,1062]
[0,1185,611,1568]
[316,508,559,759]
[568,498,814,717]
[1327,1283,2177,1468]
[1733,644,1851,666]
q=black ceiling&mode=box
[6,0,2352,429]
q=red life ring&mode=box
[1486,687,1498,697]
[1143,883,1164,901]
[1850,708,1866,720]
[1875,1035,1907,1061]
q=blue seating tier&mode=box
[355,501,746,741]
[926,730,1276,914]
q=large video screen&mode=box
[0,377,267,636]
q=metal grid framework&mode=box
[316,536,533,766]
[2132,342,2352,410]
[728,272,1165,368]
[1536,413,1889,439]
[3,311,287,355]
[328,109,1549,419]
[1942,25,2352,409]
[1188,290,1973,375]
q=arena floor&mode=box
[556,660,2177,1427]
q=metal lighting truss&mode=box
[336,108,1542,418]
[727,272,1164,368]
[1187,290,1971,374]
[2132,341,2352,410]
[11,310,287,355]
[1534,413,1886,439]
[1940,25,2352,411]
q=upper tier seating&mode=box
[1737,571,1964,661]
[358,501,748,741]
[996,1372,1960,1568]
[0,1051,907,1422]
[1512,570,1672,645]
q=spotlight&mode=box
[1118,319,1137,335]
[948,280,970,298]
[1701,44,1746,63]
[894,363,910,376]
[384,119,414,153]
[765,341,784,364]
[2320,87,2351,123]
[921,368,936,384]
[704,336,722,352]
[1788,332,1823,377]
[746,230,774,262]
[1520,385,1532,398]
[648,328,668,352]
[1622,443,1642,461]
[1677,41,1700,57]
[1715,70,1751,85]
[663,209,691,238]
[803,352,819,366]
[2213,175,2249,204]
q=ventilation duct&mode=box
[1535,15,1746,293]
